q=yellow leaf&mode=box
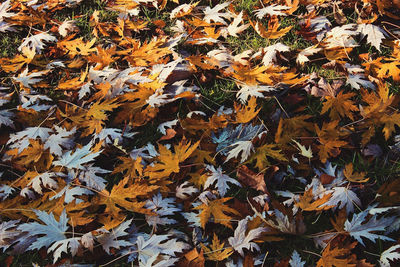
[202,234,233,261]
[234,97,260,123]
[57,37,97,57]
[292,139,313,159]
[247,144,287,171]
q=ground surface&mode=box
[0,0,400,266]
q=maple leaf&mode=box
[0,109,14,128]
[292,139,313,160]
[275,115,313,145]
[234,97,260,124]
[323,24,358,49]
[213,124,264,155]
[57,37,97,57]
[225,140,254,163]
[323,186,361,214]
[204,165,241,196]
[125,233,189,265]
[247,143,287,171]
[50,184,93,205]
[380,113,400,140]
[181,248,205,266]
[380,244,400,267]
[0,220,20,252]
[53,142,102,170]
[14,139,54,171]
[145,140,199,180]
[18,32,57,53]
[146,91,172,107]
[17,209,68,251]
[194,197,240,229]
[297,45,322,65]
[170,2,199,19]
[321,91,358,120]
[48,237,80,263]
[57,71,87,91]
[251,18,293,39]
[97,219,132,254]
[13,68,46,89]
[317,242,357,267]
[28,172,58,195]
[289,250,306,267]
[144,192,180,228]
[236,165,268,194]
[124,39,172,67]
[259,42,290,66]
[157,119,178,135]
[225,11,249,37]
[261,208,303,234]
[367,57,400,82]
[346,74,375,90]
[0,0,15,22]
[176,181,199,199]
[228,217,266,256]
[202,233,233,261]
[236,84,276,103]
[82,99,121,135]
[79,165,109,191]
[95,177,157,219]
[295,189,333,211]
[343,163,369,183]
[44,126,76,157]
[254,4,290,19]
[202,2,232,25]
[344,209,395,246]
[0,184,14,201]
[315,121,348,163]
[357,24,386,52]
[58,20,77,37]
[81,232,94,251]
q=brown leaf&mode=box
[343,163,369,183]
[317,241,357,267]
[236,165,269,194]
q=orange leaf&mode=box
[145,140,199,180]
[194,197,240,229]
[180,248,205,267]
[251,18,292,39]
[94,177,157,219]
[234,97,260,123]
[295,189,334,211]
[321,91,358,121]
